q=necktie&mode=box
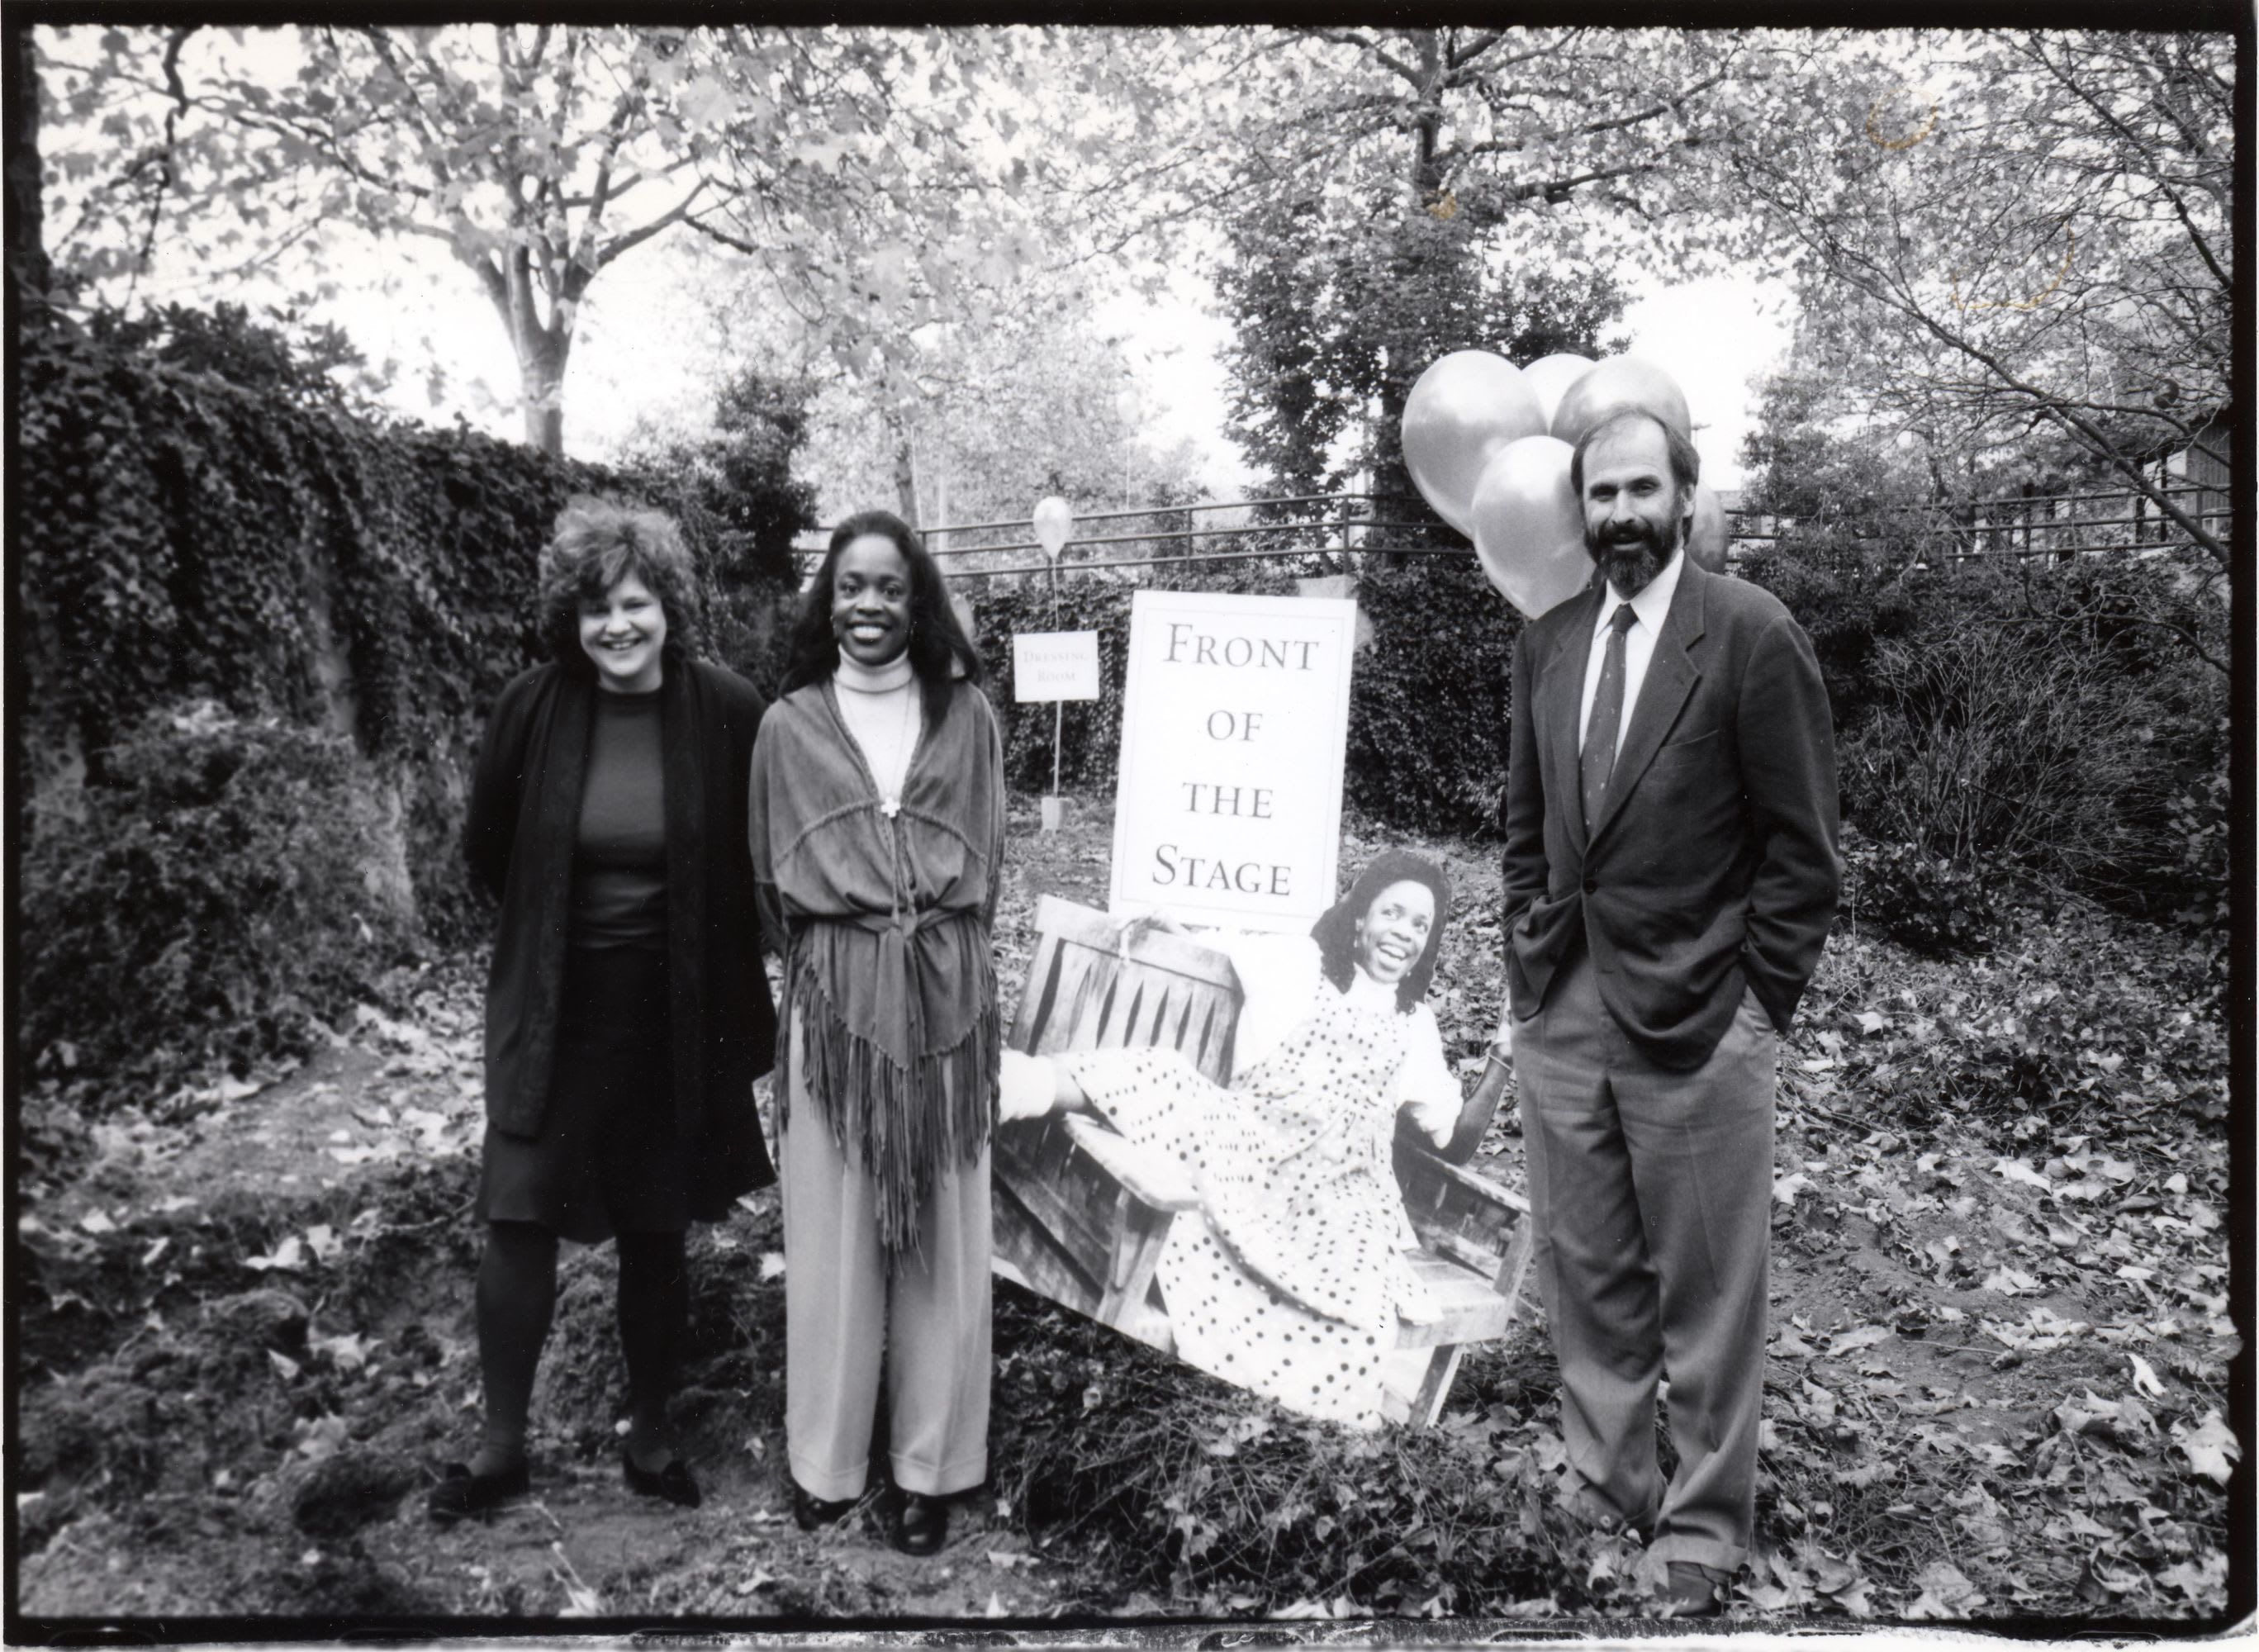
[1581,604,1638,828]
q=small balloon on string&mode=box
[1031,495,1075,832]
[1033,496,1073,558]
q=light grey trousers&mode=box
[779,1068,993,1502]
[1517,947,1779,1574]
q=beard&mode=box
[1585,513,1682,596]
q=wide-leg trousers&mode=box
[1516,947,1777,1574]
[779,1042,992,1502]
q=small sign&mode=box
[1012,631,1101,702]
[1109,591,1359,931]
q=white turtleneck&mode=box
[833,653,922,803]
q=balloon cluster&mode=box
[1402,350,1727,617]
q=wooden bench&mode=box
[991,895,1535,1427]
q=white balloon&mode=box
[1400,352,1546,536]
[1468,435,1594,620]
[1550,356,1693,449]
[1032,495,1073,558]
[1519,353,1597,430]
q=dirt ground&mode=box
[12,794,2239,1631]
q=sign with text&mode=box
[1109,591,1358,931]
[1011,630,1102,702]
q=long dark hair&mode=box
[1310,849,1452,1014]
[781,510,984,730]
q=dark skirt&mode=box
[477,943,731,1245]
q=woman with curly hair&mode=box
[748,509,1005,1555]
[432,498,777,1520]
[999,851,1464,1429]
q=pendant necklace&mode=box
[880,679,916,819]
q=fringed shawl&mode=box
[747,676,1007,1260]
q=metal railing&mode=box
[796,487,2228,578]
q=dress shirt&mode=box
[1577,547,1687,762]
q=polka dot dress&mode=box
[1067,984,1421,1429]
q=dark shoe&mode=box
[426,1460,528,1523]
[792,1481,858,1531]
[622,1449,701,1509]
[1658,1561,1725,1618]
[890,1490,948,1556]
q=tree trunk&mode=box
[467,240,574,457]
[893,430,918,522]
[515,322,569,457]
[7,26,52,320]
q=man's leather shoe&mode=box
[890,1490,948,1556]
[623,1449,701,1509]
[1658,1561,1726,1617]
[427,1460,529,1523]
[792,1482,857,1531]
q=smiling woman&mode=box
[440,497,778,1523]
[749,509,1005,1555]
[577,573,668,694]
[997,849,1467,1429]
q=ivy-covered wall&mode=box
[12,325,784,1086]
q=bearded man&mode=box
[1497,409,1840,1616]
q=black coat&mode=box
[1502,561,1841,1070]
[464,657,779,1192]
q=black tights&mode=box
[471,1220,689,1476]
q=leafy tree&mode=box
[1725,30,2231,563]
[797,278,1206,538]
[1184,27,1767,505]
[34,24,1045,456]
[85,301,373,412]
[621,364,818,580]
[616,364,819,691]
[1219,188,1625,501]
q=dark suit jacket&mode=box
[464,657,779,1194]
[1501,560,1840,1071]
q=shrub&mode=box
[1342,553,1520,837]
[1750,545,2227,928]
[975,575,1138,796]
[1738,537,1925,738]
[1834,560,2225,914]
[18,702,418,1098]
[1841,833,2003,957]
